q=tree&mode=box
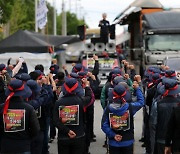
[46,2,54,35]
[0,0,15,24]
[57,11,87,35]
[1,1,87,36]
[9,0,35,34]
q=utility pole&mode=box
[62,0,67,36]
[58,0,67,71]
[35,0,38,32]
[53,0,57,35]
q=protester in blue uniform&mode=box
[101,82,144,154]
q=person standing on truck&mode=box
[98,13,110,44]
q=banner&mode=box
[36,0,48,29]
[3,109,25,132]
[87,58,118,69]
[59,105,79,125]
[109,110,130,131]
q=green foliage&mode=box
[47,3,54,35]
[0,0,15,24]
[0,0,87,35]
[57,11,87,35]
[9,0,35,34]
[57,13,62,35]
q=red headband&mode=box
[163,84,178,97]
[165,73,176,77]
[37,74,43,80]
[152,78,159,84]
[73,66,84,73]
[79,75,87,79]
[147,70,154,74]
[112,74,121,80]
[3,84,25,114]
[50,67,55,71]
[64,82,78,94]
[113,90,127,103]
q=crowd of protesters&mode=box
[0,54,179,154]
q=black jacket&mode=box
[0,97,40,153]
[98,19,110,35]
[165,106,180,152]
[156,96,180,144]
[0,77,6,104]
[53,87,92,140]
[146,83,157,110]
[92,60,99,77]
[38,84,54,131]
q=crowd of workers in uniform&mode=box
[0,54,179,154]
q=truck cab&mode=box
[115,7,180,76]
[142,11,180,68]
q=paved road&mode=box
[49,100,145,154]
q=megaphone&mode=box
[106,43,116,52]
[95,43,105,51]
[85,43,94,51]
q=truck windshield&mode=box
[147,34,180,51]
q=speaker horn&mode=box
[106,43,116,52]
[85,43,94,51]
[95,43,105,51]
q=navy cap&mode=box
[144,67,160,79]
[0,64,6,71]
[78,71,87,79]
[61,78,82,95]
[16,73,31,82]
[159,78,180,96]
[111,68,122,75]
[72,63,88,73]
[113,84,130,103]
[4,79,32,114]
[50,64,59,74]
[34,70,43,80]
[152,73,161,84]
[70,73,79,79]
[112,76,126,87]
[165,70,177,79]
[5,79,32,98]
[72,64,83,72]
[34,70,42,75]
[111,68,122,81]
[27,79,41,95]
